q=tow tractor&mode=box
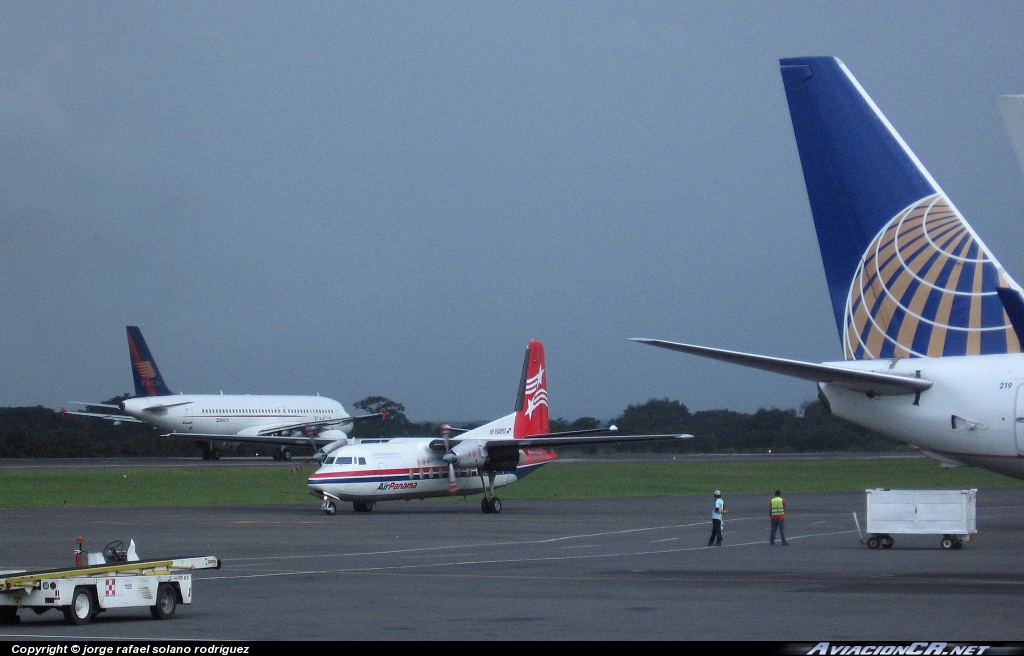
[0,538,220,625]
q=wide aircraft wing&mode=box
[157,431,343,449]
[629,338,933,397]
[500,431,692,449]
[429,427,691,453]
[249,409,387,437]
[161,410,388,445]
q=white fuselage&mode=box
[307,439,556,502]
[120,394,349,438]
[821,353,1024,479]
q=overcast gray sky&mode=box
[2,1,1023,422]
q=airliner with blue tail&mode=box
[633,56,1024,480]
[307,340,690,514]
[66,326,381,461]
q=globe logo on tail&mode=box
[844,194,1021,360]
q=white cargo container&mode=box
[853,488,977,550]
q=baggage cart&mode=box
[852,488,977,550]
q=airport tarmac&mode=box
[1,485,1024,642]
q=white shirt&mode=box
[712,497,724,521]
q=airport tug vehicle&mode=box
[853,489,977,550]
[0,538,220,625]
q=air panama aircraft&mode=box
[633,56,1024,481]
[66,326,380,460]
[307,340,690,515]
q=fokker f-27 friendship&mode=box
[634,56,1024,481]
[307,340,690,514]
[66,326,381,461]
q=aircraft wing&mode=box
[160,431,339,448]
[429,430,691,453]
[497,432,692,449]
[161,411,388,446]
[629,338,933,396]
[251,410,387,437]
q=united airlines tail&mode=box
[781,56,1023,360]
[126,326,173,397]
[512,339,550,437]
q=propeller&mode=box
[440,422,457,495]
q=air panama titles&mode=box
[378,481,418,491]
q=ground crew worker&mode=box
[708,490,725,546]
[770,490,788,545]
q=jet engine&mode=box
[312,430,349,463]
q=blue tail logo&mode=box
[126,326,173,397]
[781,57,1022,360]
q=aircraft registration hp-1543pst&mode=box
[307,340,691,515]
[634,56,1024,481]
[65,326,382,461]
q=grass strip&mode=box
[0,458,1020,508]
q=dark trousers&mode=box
[771,518,787,544]
[708,519,722,546]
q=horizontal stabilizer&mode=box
[61,408,143,423]
[630,338,932,396]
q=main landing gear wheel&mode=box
[64,587,95,625]
[353,501,374,513]
[150,583,177,620]
[322,500,337,515]
[481,497,502,514]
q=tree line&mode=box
[0,394,904,458]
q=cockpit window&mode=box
[325,457,335,464]
[336,457,353,465]
[358,457,366,465]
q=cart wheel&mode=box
[64,586,95,625]
[941,536,954,549]
[866,536,880,549]
[881,535,894,549]
[0,607,18,625]
[954,538,965,549]
[150,583,177,620]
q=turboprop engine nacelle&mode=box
[312,430,349,463]
[443,441,487,469]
